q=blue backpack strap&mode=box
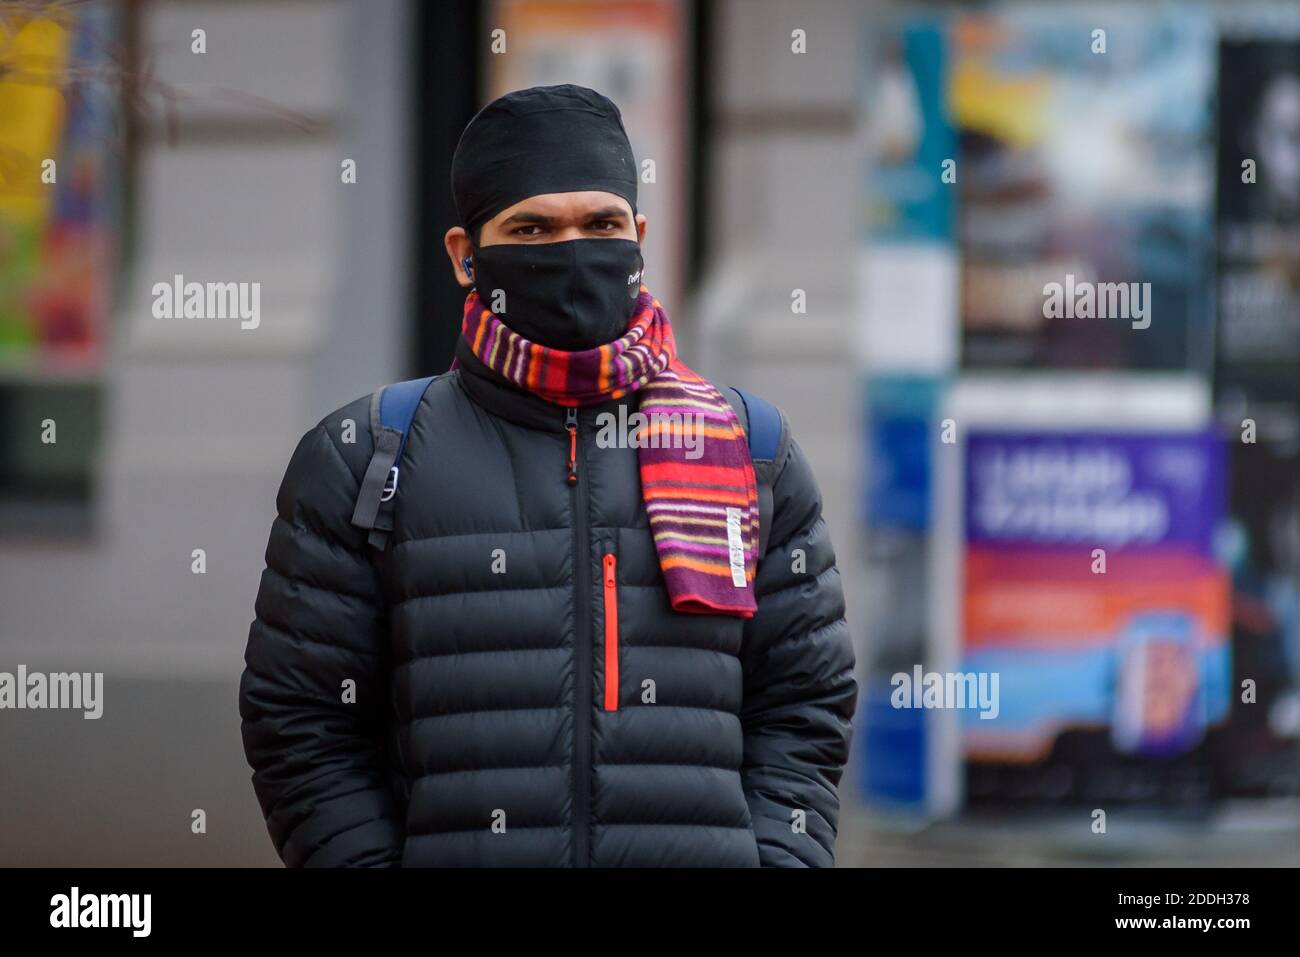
[378,375,436,469]
[720,386,788,560]
[351,375,437,550]
[733,387,782,462]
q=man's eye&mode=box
[514,225,543,236]
[588,220,617,232]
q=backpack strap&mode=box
[719,385,788,560]
[351,375,437,550]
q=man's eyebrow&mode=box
[584,206,630,221]
[499,210,555,226]
[499,206,629,227]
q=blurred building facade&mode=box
[1,0,414,866]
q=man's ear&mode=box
[635,213,648,245]
[445,226,474,288]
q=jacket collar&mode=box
[453,335,637,432]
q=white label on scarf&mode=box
[725,507,747,588]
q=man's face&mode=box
[445,190,646,287]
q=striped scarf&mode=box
[454,286,758,618]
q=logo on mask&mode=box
[627,269,642,286]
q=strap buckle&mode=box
[380,465,399,502]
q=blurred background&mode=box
[0,0,1296,866]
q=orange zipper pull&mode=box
[565,408,578,485]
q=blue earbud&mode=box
[462,256,474,279]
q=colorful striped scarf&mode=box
[454,286,759,617]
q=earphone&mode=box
[462,256,474,279]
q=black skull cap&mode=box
[452,84,638,235]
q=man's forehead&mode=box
[491,191,633,223]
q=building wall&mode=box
[0,0,414,865]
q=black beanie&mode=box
[451,84,638,236]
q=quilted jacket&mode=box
[239,345,857,867]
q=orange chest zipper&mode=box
[602,552,619,712]
[566,410,578,485]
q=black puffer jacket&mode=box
[239,348,857,867]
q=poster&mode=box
[856,375,942,807]
[864,375,941,532]
[950,6,1215,372]
[961,429,1231,803]
[859,18,958,373]
[0,7,117,376]
[863,19,955,245]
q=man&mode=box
[239,84,856,867]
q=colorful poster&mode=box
[0,8,117,376]
[859,18,958,373]
[950,7,1215,371]
[864,375,941,532]
[863,19,955,244]
[856,376,942,807]
[961,429,1231,803]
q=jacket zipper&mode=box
[565,406,592,867]
[602,552,619,712]
[566,410,578,485]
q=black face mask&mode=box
[470,238,644,351]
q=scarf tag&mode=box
[725,507,748,588]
